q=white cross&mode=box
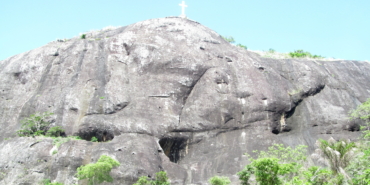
[179,1,188,18]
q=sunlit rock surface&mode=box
[0,17,369,184]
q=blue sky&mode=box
[1,0,369,61]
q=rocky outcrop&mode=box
[0,17,369,184]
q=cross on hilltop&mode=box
[179,1,187,18]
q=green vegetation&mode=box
[81,34,86,39]
[208,176,231,185]
[238,144,307,185]
[347,98,370,184]
[42,178,63,185]
[17,112,57,137]
[351,98,370,139]
[133,171,170,185]
[91,136,98,142]
[289,50,323,59]
[46,126,65,137]
[237,44,247,50]
[76,155,120,185]
[222,36,235,43]
[222,35,247,50]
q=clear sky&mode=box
[1,0,369,61]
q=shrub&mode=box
[134,171,170,185]
[238,144,308,185]
[237,44,247,50]
[17,112,54,137]
[81,34,86,39]
[222,36,235,43]
[289,50,323,59]
[133,176,151,185]
[42,178,63,185]
[351,98,370,139]
[208,176,231,185]
[91,136,98,142]
[76,155,120,185]
[46,126,65,137]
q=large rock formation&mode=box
[0,17,369,184]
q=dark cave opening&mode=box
[159,137,187,163]
[77,127,114,142]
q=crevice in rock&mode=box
[159,137,187,163]
[77,127,114,142]
[123,43,130,55]
[273,84,326,135]
[178,67,213,124]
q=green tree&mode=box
[351,98,370,139]
[238,144,310,185]
[312,137,356,182]
[347,98,370,184]
[76,155,120,185]
[17,112,54,137]
[208,176,231,185]
[241,157,295,185]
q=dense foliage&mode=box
[76,155,120,185]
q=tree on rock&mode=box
[76,155,120,185]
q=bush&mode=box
[81,34,86,39]
[17,112,54,137]
[351,98,370,139]
[76,155,120,185]
[133,171,170,185]
[238,144,307,185]
[208,176,231,185]
[222,36,235,43]
[237,44,247,50]
[289,50,323,59]
[91,136,98,142]
[46,126,65,137]
[42,179,63,185]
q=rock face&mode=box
[0,17,370,184]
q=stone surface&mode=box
[0,17,370,184]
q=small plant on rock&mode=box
[17,112,54,137]
[46,126,65,137]
[81,34,86,39]
[134,171,170,185]
[222,36,235,43]
[91,136,98,142]
[237,44,247,50]
[76,155,120,185]
[209,176,231,185]
[42,178,63,185]
[289,50,323,59]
